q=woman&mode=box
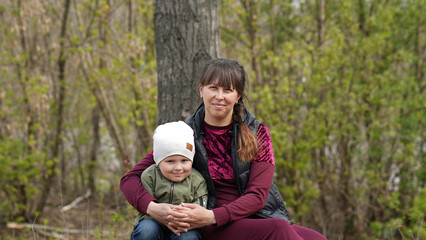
[121,58,327,240]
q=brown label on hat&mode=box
[186,143,193,152]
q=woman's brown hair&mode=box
[199,58,258,162]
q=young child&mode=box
[131,121,208,240]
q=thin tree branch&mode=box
[60,189,91,212]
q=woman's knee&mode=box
[266,219,305,239]
[291,224,328,240]
[268,219,292,230]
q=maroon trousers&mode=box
[202,218,327,240]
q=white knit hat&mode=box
[153,121,195,165]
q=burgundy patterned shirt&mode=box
[203,122,276,226]
[202,121,274,180]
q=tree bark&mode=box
[36,0,71,218]
[241,0,261,87]
[316,0,325,47]
[128,0,153,163]
[15,0,34,221]
[154,0,220,124]
[88,104,100,193]
[83,0,129,167]
[357,0,367,36]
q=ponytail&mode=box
[233,102,258,162]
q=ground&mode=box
[2,191,135,240]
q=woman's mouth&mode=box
[212,103,225,108]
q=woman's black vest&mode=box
[186,104,291,223]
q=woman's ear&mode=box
[199,85,203,98]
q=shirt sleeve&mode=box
[212,124,275,226]
[120,150,157,213]
[253,124,275,165]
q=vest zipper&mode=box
[169,181,174,204]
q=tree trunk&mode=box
[82,0,129,167]
[357,0,368,36]
[15,0,35,221]
[88,104,100,194]
[316,0,325,47]
[36,0,71,218]
[154,0,220,124]
[128,0,153,164]
[241,0,261,87]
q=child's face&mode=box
[158,155,192,182]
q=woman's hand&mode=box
[146,202,188,235]
[168,203,216,230]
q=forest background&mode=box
[0,0,424,240]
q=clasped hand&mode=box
[147,202,216,236]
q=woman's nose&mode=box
[215,89,224,99]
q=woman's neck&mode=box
[203,120,232,129]
[204,115,233,127]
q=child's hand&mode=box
[167,203,216,230]
[146,201,188,236]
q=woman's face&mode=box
[199,80,240,126]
